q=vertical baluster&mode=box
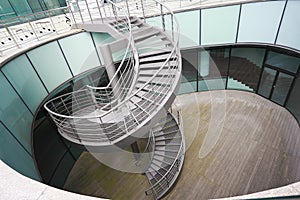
[46,10,57,34]
[95,0,104,22]
[84,0,93,23]
[76,0,84,23]
[160,4,165,31]
[140,0,146,22]
[125,0,130,17]
[67,0,78,28]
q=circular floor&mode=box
[63,90,300,200]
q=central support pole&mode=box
[99,44,121,101]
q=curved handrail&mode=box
[145,109,185,199]
[68,0,137,108]
[44,0,181,145]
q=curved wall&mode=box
[0,31,113,182]
[0,0,298,196]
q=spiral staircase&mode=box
[44,0,184,199]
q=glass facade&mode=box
[0,0,65,20]
[201,5,239,45]
[0,0,299,193]
[0,31,112,183]
[180,45,300,111]
[237,1,285,43]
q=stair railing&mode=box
[0,6,72,56]
[44,0,181,146]
[67,0,138,110]
[145,109,185,199]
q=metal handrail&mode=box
[145,110,185,198]
[44,0,181,145]
[67,0,137,109]
[0,6,72,55]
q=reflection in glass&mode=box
[0,123,40,180]
[266,51,300,73]
[258,67,276,98]
[229,48,265,91]
[271,73,294,105]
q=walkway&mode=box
[64,90,300,199]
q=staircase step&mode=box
[155,146,180,152]
[154,151,177,160]
[137,76,171,86]
[139,68,174,77]
[139,50,172,59]
[139,61,177,70]
[140,52,173,62]
[133,29,160,42]
[153,155,174,165]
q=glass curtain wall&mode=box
[180,45,300,122]
[0,0,65,20]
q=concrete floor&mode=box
[64,90,300,200]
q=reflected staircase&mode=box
[44,0,184,199]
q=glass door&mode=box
[271,73,294,105]
[258,66,296,106]
[258,67,276,98]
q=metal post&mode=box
[160,4,165,31]
[25,16,40,41]
[124,0,130,17]
[46,10,58,34]
[84,0,93,23]
[171,14,174,41]
[95,0,104,22]
[140,0,146,22]
[75,0,84,23]
[67,1,78,28]
[112,3,118,20]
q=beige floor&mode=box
[64,90,300,200]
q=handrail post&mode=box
[75,0,84,23]
[125,0,130,17]
[112,3,118,20]
[67,1,78,28]
[171,14,174,41]
[140,0,146,22]
[160,4,165,31]
[84,0,94,23]
[95,0,104,23]
[25,16,40,41]
[45,10,57,34]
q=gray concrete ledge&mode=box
[0,160,105,200]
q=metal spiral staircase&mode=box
[44,0,184,199]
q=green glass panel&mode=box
[59,33,100,75]
[238,1,285,43]
[0,73,33,153]
[277,0,300,51]
[266,51,300,74]
[0,1,16,20]
[9,0,33,16]
[2,54,48,113]
[0,123,40,181]
[91,32,115,65]
[175,10,199,48]
[199,79,226,91]
[27,41,72,92]
[178,81,196,94]
[201,5,239,45]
